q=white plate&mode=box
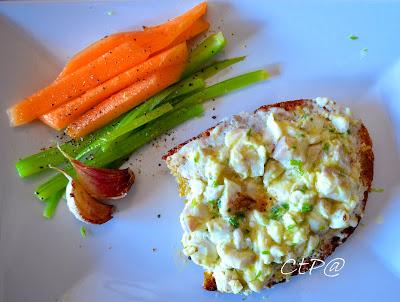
[1,1,399,301]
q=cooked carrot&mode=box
[171,18,209,46]
[144,2,206,33]
[66,63,186,138]
[8,41,148,126]
[40,42,188,130]
[57,2,207,78]
[57,33,129,79]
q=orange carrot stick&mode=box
[8,41,149,126]
[40,42,188,130]
[171,18,209,46]
[57,33,129,79]
[57,2,207,78]
[66,63,185,138]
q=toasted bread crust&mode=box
[164,100,374,291]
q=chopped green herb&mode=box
[349,34,359,40]
[193,152,200,163]
[322,143,329,154]
[287,224,296,231]
[262,250,270,255]
[301,203,313,213]
[228,212,246,228]
[269,204,288,220]
[208,199,218,206]
[80,226,87,238]
[281,203,289,210]
[191,198,198,207]
[290,159,304,175]
[252,271,262,281]
[370,187,384,193]
[212,180,221,187]
[246,128,252,137]
[228,216,240,228]
[290,159,302,167]
[299,185,307,194]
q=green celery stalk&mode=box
[15,116,124,178]
[175,70,269,109]
[15,138,91,178]
[182,32,226,79]
[113,78,204,130]
[102,102,174,148]
[35,105,204,201]
[191,56,245,80]
[42,189,64,219]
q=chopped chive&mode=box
[281,203,289,210]
[269,204,289,220]
[228,212,245,228]
[208,199,218,206]
[212,180,222,187]
[349,34,359,40]
[262,250,270,255]
[290,159,304,175]
[287,224,296,230]
[301,203,313,213]
[228,216,239,228]
[246,128,252,137]
[322,143,329,154]
[193,152,200,163]
[370,187,384,193]
[80,226,87,238]
[251,271,262,281]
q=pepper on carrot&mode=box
[40,42,188,130]
[66,62,187,138]
[8,41,149,126]
[57,2,207,78]
[7,2,208,128]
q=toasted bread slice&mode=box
[164,99,374,293]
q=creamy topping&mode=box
[166,98,365,294]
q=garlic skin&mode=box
[56,146,135,224]
[72,160,135,200]
[65,177,114,225]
